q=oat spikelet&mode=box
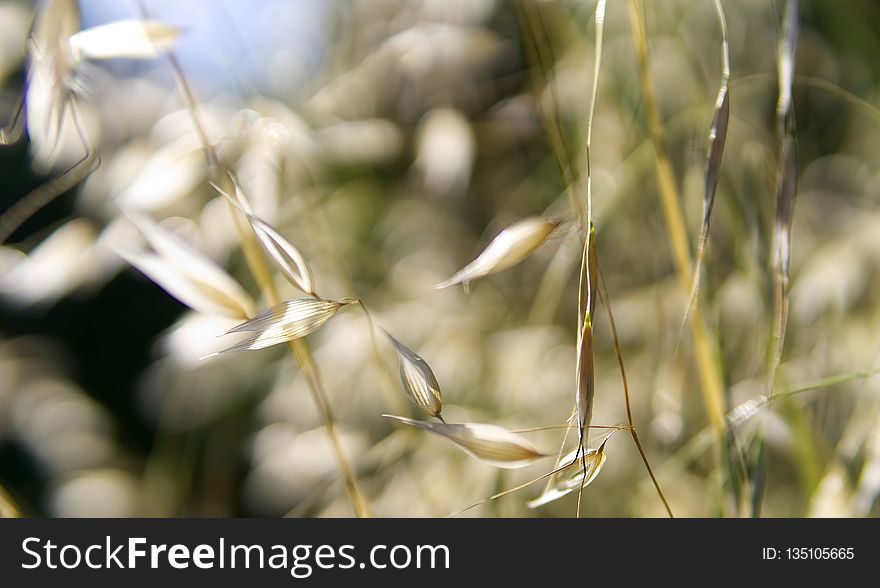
[217,298,352,354]
[211,178,317,297]
[383,415,547,469]
[528,440,608,508]
[435,216,561,289]
[575,224,598,449]
[385,332,444,420]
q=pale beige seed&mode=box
[527,442,607,508]
[435,216,561,289]
[385,333,443,419]
[248,218,316,297]
[211,179,317,297]
[383,415,547,469]
[217,298,350,354]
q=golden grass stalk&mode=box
[626,0,727,438]
[27,0,80,160]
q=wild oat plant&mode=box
[1,0,879,518]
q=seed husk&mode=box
[383,414,548,469]
[435,216,561,289]
[216,297,351,354]
[211,178,317,297]
[385,332,444,420]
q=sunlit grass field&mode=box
[1,0,880,518]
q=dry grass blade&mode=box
[215,298,351,354]
[385,332,444,421]
[211,179,317,297]
[383,415,548,469]
[676,0,730,348]
[114,211,255,319]
[435,216,562,289]
[68,19,179,60]
[528,439,607,508]
[769,0,800,389]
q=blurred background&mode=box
[1,0,880,517]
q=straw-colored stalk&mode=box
[626,0,727,438]
[148,26,372,516]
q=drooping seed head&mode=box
[435,216,562,289]
[216,297,352,354]
[383,414,548,469]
